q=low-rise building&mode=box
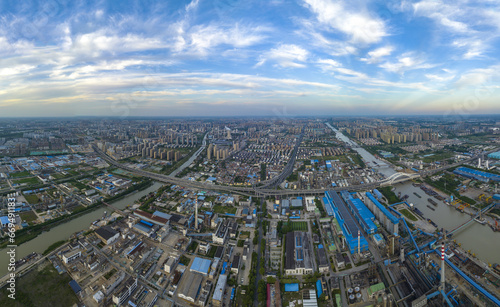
[212,274,227,306]
[164,256,177,274]
[231,255,240,274]
[62,249,82,264]
[95,226,120,245]
[112,277,138,306]
[284,231,314,276]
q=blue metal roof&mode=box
[191,257,211,274]
[69,280,81,293]
[0,216,9,225]
[366,192,399,225]
[140,220,153,227]
[453,167,500,182]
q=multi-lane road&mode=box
[92,141,491,198]
[258,130,304,189]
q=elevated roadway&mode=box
[258,129,304,189]
[92,144,492,197]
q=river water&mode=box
[326,123,396,177]
[394,182,500,264]
[327,123,500,264]
[0,181,163,277]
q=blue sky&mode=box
[1,0,500,117]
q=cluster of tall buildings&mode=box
[158,132,197,146]
[345,127,439,144]
[379,132,438,144]
[207,143,234,160]
[138,142,181,161]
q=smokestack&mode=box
[441,242,446,303]
[358,230,361,254]
[195,200,198,230]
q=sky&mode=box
[1,0,500,118]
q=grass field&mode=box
[20,211,38,224]
[0,260,79,307]
[9,170,30,178]
[400,209,417,221]
[70,180,88,190]
[378,186,399,204]
[24,194,40,204]
[13,177,41,185]
[290,221,308,231]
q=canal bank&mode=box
[0,181,163,277]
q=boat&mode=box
[426,205,436,211]
[493,263,500,275]
[428,198,438,206]
[427,218,438,227]
[413,192,422,198]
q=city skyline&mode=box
[2,0,500,117]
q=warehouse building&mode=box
[453,166,500,183]
[95,226,119,245]
[178,272,203,303]
[316,244,329,273]
[324,191,369,254]
[284,231,314,276]
[212,274,227,306]
[364,192,399,235]
[190,257,212,275]
[488,151,500,160]
[339,190,377,234]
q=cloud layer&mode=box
[1,0,500,116]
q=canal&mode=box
[0,181,163,277]
[394,182,500,265]
[328,122,500,264]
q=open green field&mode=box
[0,261,79,307]
[9,170,30,178]
[400,209,417,221]
[20,211,38,224]
[378,186,398,204]
[13,177,41,185]
[289,221,308,231]
[24,194,40,204]
[70,180,88,190]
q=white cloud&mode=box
[425,73,455,82]
[379,53,434,74]
[361,46,394,64]
[413,1,470,33]
[454,65,500,88]
[302,0,388,45]
[185,24,267,56]
[257,44,309,68]
[0,64,36,77]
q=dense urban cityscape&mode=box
[0,116,500,307]
[3,0,500,306]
